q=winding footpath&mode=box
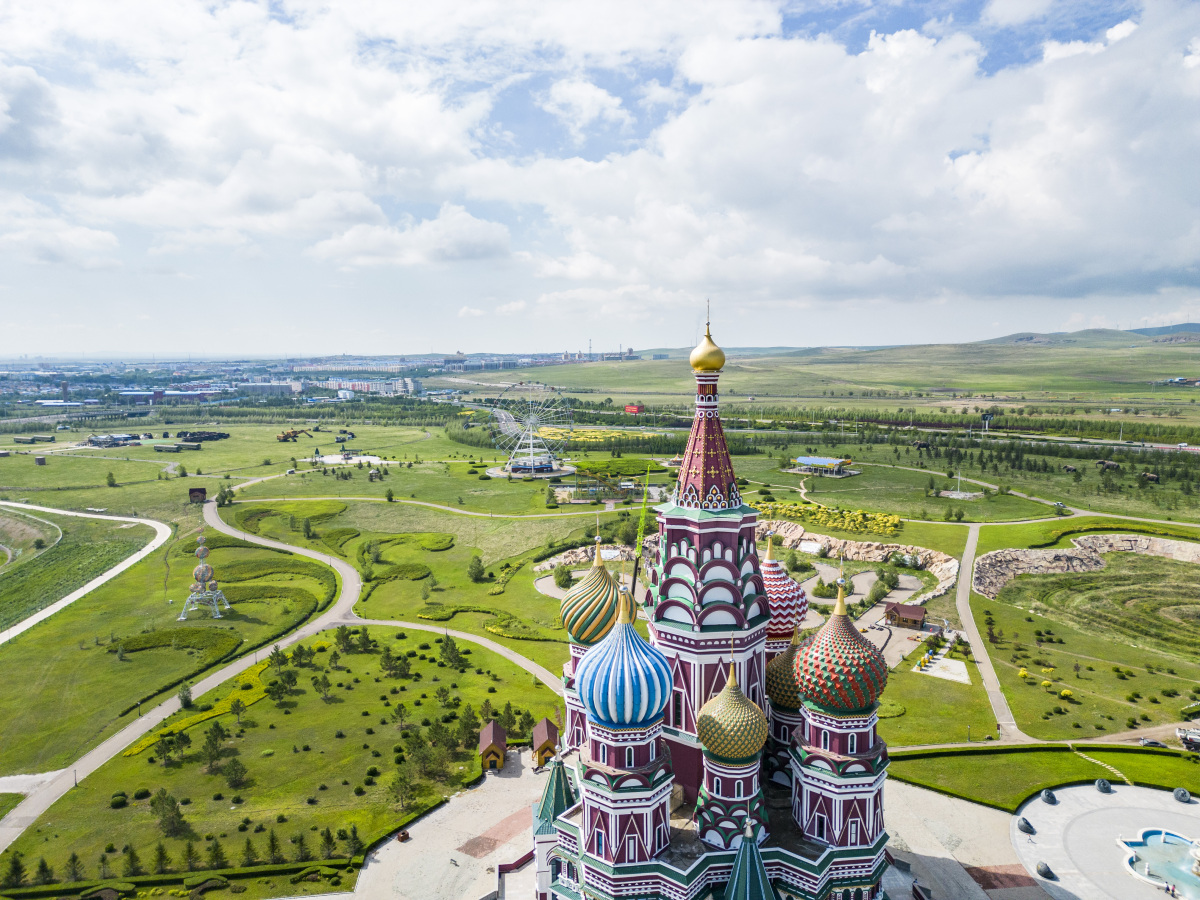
[0,502,172,648]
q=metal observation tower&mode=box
[175,532,231,621]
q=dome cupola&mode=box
[689,321,726,372]
[765,626,808,711]
[793,580,888,714]
[697,664,769,762]
[760,532,807,642]
[575,593,672,730]
[560,538,622,647]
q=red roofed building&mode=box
[478,720,507,771]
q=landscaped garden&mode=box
[0,626,557,898]
[876,642,996,748]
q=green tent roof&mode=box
[533,755,577,836]
[722,821,781,900]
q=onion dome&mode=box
[760,533,807,641]
[794,581,887,714]
[690,322,726,372]
[559,539,623,647]
[575,594,672,730]
[765,626,808,711]
[697,664,769,762]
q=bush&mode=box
[110,795,127,808]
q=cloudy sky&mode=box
[1,0,1198,357]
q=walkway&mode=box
[0,502,172,648]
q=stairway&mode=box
[1070,745,1132,785]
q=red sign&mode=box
[625,404,645,414]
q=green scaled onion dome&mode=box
[697,664,769,763]
[793,583,888,713]
[765,626,808,712]
[560,540,622,647]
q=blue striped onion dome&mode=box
[575,597,672,730]
[697,664,768,761]
[560,545,622,646]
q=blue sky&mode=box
[0,0,1197,357]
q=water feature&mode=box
[1120,829,1200,898]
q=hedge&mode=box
[177,534,292,556]
[321,528,360,553]
[1028,520,1200,548]
[113,627,241,663]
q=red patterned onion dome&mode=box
[760,534,807,641]
[697,664,768,762]
[765,626,809,711]
[560,540,622,647]
[794,582,887,713]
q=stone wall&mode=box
[533,534,660,573]
[755,520,959,602]
[972,533,1200,598]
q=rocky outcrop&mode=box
[755,520,959,602]
[972,533,1200,598]
[533,535,660,572]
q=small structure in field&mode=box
[175,532,231,621]
[789,456,859,477]
[188,487,207,504]
[531,718,559,767]
[885,602,927,630]
[479,720,507,771]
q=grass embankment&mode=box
[0,534,336,776]
[889,745,1200,812]
[971,581,1200,742]
[876,644,995,748]
[0,512,155,629]
[0,627,556,897]
[975,515,1200,557]
[0,793,21,819]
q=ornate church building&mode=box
[533,324,891,900]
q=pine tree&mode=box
[63,853,84,883]
[293,833,312,863]
[320,828,336,860]
[346,824,364,856]
[206,839,228,870]
[33,858,54,886]
[122,845,143,877]
[2,851,26,889]
[467,555,484,583]
[266,830,284,864]
[182,842,201,872]
[153,843,171,875]
[240,838,257,867]
[97,853,110,880]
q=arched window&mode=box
[649,741,656,760]
[712,776,722,795]
[595,830,605,856]
[821,730,831,751]
[625,746,634,768]
[735,780,744,799]
[598,743,608,765]
[848,732,858,754]
[713,541,723,558]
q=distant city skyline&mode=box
[2,0,1198,356]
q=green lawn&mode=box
[975,515,1200,557]
[0,511,155,630]
[0,626,557,893]
[0,532,337,776]
[0,793,21,819]
[971,589,1200,741]
[876,644,996,748]
[889,745,1200,812]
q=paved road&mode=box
[233,493,609,519]
[0,502,172,647]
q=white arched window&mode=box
[649,741,656,760]
[735,780,744,799]
[625,746,634,768]
[821,730,830,751]
[848,733,858,754]
[712,776,722,795]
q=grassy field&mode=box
[970,587,1200,741]
[0,531,337,776]
[876,643,995,748]
[0,508,59,576]
[0,511,155,630]
[0,793,20,819]
[0,626,557,895]
[975,515,1200,557]
[889,746,1200,812]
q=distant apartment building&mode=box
[319,378,422,396]
[236,382,300,396]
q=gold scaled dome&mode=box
[765,627,808,711]
[559,541,623,647]
[696,664,769,762]
[689,323,726,372]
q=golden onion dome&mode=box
[696,664,769,762]
[689,323,726,372]
[765,626,808,711]
[560,542,622,647]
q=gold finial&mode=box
[833,580,847,617]
[592,534,605,568]
[617,588,634,624]
[727,659,738,688]
[790,624,801,647]
[689,307,726,372]
[764,531,775,562]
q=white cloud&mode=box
[981,0,1054,27]
[539,78,634,143]
[310,204,509,268]
[495,300,527,315]
[457,305,485,318]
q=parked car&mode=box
[1139,738,1168,748]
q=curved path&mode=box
[233,493,611,519]
[0,497,562,857]
[0,502,171,648]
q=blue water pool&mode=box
[1121,829,1200,898]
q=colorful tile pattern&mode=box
[793,611,888,713]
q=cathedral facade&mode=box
[533,325,891,900]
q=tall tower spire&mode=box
[676,317,739,510]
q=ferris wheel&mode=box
[489,382,573,473]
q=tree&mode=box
[427,721,452,748]
[154,732,174,765]
[380,644,397,677]
[293,833,312,863]
[320,828,337,860]
[153,843,171,875]
[106,472,117,488]
[388,767,416,810]
[266,830,284,864]
[64,853,84,883]
[518,710,535,735]
[225,757,248,789]
[202,725,225,771]
[97,853,110,880]
[553,565,572,589]
[174,731,192,756]
[240,838,258,867]
[467,555,484,583]
[385,488,394,502]
[267,644,288,676]
[435,686,451,707]
[329,649,341,670]
[312,674,332,700]
[499,701,517,731]
[345,825,363,857]
[265,681,288,706]
[178,682,193,709]
[439,634,463,668]
[356,626,372,653]
[122,845,143,877]
[480,699,493,720]
[457,704,480,748]
[206,839,228,870]
[391,702,409,730]
[4,852,32,891]
[34,858,54,886]
[334,625,353,654]
[230,698,246,725]
[302,518,314,539]
[280,668,299,689]
[151,789,187,837]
